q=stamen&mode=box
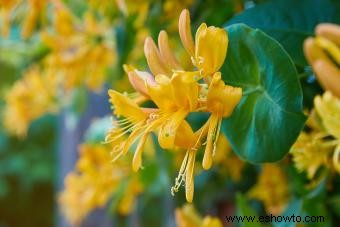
[110,143,125,163]
[185,149,196,202]
[132,134,148,172]
[171,151,189,196]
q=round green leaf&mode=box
[221,24,306,163]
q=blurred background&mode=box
[0,0,339,227]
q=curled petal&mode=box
[108,90,147,123]
[124,64,155,98]
[147,75,176,111]
[195,23,228,75]
[207,73,242,117]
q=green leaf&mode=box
[221,24,306,163]
[226,0,340,66]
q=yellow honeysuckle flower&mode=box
[203,72,242,169]
[106,9,242,203]
[142,9,228,81]
[314,91,340,139]
[291,92,340,178]
[59,144,143,226]
[21,0,47,38]
[175,204,223,227]
[117,176,143,215]
[0,0,48,38]
[248,164,290,215]
[3,66,58,137]
[53,2,75,36]
[314,92,340,172]
[304,23,340,98]
[41,5,115,91]
[106,72,199,172]
[291,131,331,179]
[179,9,228,77]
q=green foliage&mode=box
[0,115,56,227]
[226,0,340,67]
[221,24,306,163]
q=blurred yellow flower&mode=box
[59,144,143,226]
[0,0,19,36]
[314,91,340,172]
[0,0,47,38]
[248,164,290,215]
[175,204,222,227]
[291,92,340,177]
[106,9,242,203]
[3,66,58,137]
[315,91,340,139]
[291,131,331,179]
[304,23,340,98]
[42,5,115,91]
[21,0,47,38]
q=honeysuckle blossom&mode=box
[248,164,290,215]
[3,66,58,137]
[42,4,115,91]
[105,9,242,202]
[0,0,47,38]
[59,144,143,226]
[304,23,340,98]
[291,92,340,178]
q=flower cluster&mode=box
[0,0,47,38]
[59,144,143,226]
[3,66,58,137]
[105,9,242,202]
[291,91,340,178]
[41,2,115,91]
[248,164,290,215]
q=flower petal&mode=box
[144,37,172,76]
[179,9,195,56]
[108,90,147,123]
[195,24,228,75]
